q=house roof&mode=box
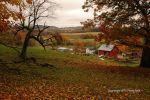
[86,47,96,50]
[98,44,115,51]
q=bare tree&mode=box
[16,0,57,59]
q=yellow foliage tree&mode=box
[116,44,129,53]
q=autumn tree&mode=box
[82,0,150,67]
[62,35,70,45]
[15,0,57,59]
[15,31,26,45]
[53,32,63,45]
[74,39,85,54]
[0,0,32,53]
[0,0,23,31]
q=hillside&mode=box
[33,25,99,33]
[0,45,150,99]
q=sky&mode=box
[47,0,93,27]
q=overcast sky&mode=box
[47,0,93,27]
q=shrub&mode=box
[80,34,96,39]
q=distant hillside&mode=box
[34,25,60,32]
[61,26,99,33]
[14,25,99,33]
[59,26,84,33]
[35,26,86,33]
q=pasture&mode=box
[61,32,98,43]
[60,32,141,67]
[0,45,150,99]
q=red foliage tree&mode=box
[82,0,150,67]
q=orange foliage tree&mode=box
[74,39,85,48]
[74,39,85,54]
[15,31,26,45]
[0,0,32,31]
[0,0,31,53]
[62,35,70,45]
[0,0,57,60]
[82,0,150,67]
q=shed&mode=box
[98,44,118,58]
[86,47,96,54]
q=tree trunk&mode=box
[140,39,150,67]
[140,13,150,67]
[20,32,31,60]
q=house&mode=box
[86,47,96,54]
[98,44,119,58]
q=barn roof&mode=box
[98,44,115,51]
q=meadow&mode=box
[60,32,141,67]
[61,32,98,44]
[0,45,150,99]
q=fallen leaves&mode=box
[0,57,150,99]
[0,78,149,100]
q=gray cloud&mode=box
[47,0,93,27]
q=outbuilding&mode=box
[86,47,96,54]
[98,44,119,58]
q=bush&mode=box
[74,39,85,48]
[80,34,96,39]
[84,41,96,47]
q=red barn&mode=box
[98,44,119,58]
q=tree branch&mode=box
[30,36,46,50]
[120,39,150,48]
[37,23,49,38]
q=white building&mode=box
[86,47,96,54]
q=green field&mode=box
[0,45,150,99]
[61,32,99,35]
[61,32,98,42]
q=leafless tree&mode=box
[16,0,57,59]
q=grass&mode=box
[61,32,99,35]
[61,32,98,41]
[0,45,150,99]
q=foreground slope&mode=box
[0,45,150,99]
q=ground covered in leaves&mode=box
[0,45,150,99]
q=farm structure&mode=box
[57,47,73,52]
[98,44,119,58]
[86,47,96,54]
